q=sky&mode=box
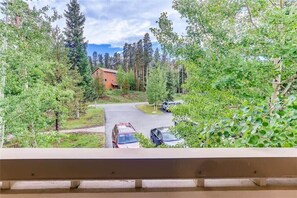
[28,0,186,48]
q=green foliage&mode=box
[93,76,106,97]
[146,66,167,107]
[116,66,125,90]
[116,66,131,94]
[5,132,105,148]
[152,0,297,147]
[165,69,176,101]
[135,133,155,148]
[0,0,88,146]
[62,107,104,130]
[187,96,297,148]
[64,0,96,101]
[127,70,136,90]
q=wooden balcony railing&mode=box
[0,148,296,198]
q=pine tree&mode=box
[136,39,144,91]
[113,52,121,69]
[92,51,98,69]
[143,33,153,88]
[47,27,84,131]
[64,0,95,100]
[128,43,136,70]
[98,54,103,66]
[161,49,168,65]
[154,47,160,63]
[143,33,153,65]
[123,43,129,71]
[166,69,176,101]
[88,56,93,70]
[104,53,109,68]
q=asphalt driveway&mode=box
[92,102,174,148]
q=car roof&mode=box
[116,123,136,133]
[155,127,171,133]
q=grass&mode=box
[92,90,147,104]
[136,104,163,115]
[4,132,105,148]
[62,107,104,130]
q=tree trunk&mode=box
[0,40,7,148]
[76,101,80,119]
[28,122,38,148]
[55,112,60,131]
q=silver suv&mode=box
[162,101,183,112]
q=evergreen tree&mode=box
[161,49,168,65]
[166,69,176,101]
[123,43,129,71]
[64,0,95,100]
[104,52,109,68]
[47,27,83,131]
[92,51,98,69]
[143,33,153,66]
[98,53,103,66]
[128,43,136,70]
[143,33,153,87]
[88,56,93,70]
[135,39,144,91]
[113,52,121,69]
[154,47,160,63]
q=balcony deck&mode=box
[1,148,296,198]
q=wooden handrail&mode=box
[1,148,296,181]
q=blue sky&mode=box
[29,0,186,48]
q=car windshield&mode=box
[118,133,138,144]
[162,132,179,142]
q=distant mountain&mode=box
[87,44,122,56]
[87,42,161,57]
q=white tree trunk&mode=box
[0,39,7,148]
[76,101,80,119]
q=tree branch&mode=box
[268,0,277,7]
[281,82,293,96]
[245,0,258,29]
[272,73,297,85]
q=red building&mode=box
[92,68,118,89]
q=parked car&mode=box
[112,123,140,148]
[162,101,183,112]
[150,127,185,147]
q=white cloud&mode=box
[28,0,186,47]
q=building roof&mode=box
[92,67,117,74]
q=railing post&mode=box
[1,181,11,190]
[70,180,81,189]
[194,179,205,187]
[135,179,142,188]
[252,178,267,186]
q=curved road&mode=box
[92,102,174,148]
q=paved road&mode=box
[93,102,174,148]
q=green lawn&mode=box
[62,107,104,130]
[4,132,105,148]
[92,90,147,104]
[136,104,163,115]
[38,132,105,148]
